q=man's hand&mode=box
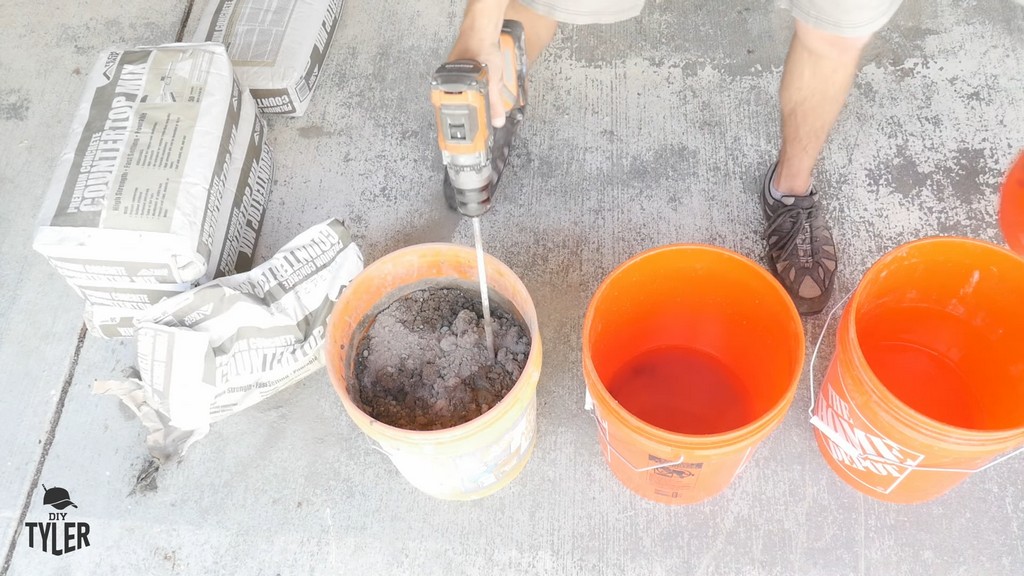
[449,0,511,128]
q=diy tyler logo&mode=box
[24,485,91,556]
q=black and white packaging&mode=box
[192,0,345,116]
[34,44,274,337]
[34,44,240,284]
[95,219,364,460]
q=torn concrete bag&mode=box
[192,0,345,116]
[94,219,364,461]
[33,43,273,338]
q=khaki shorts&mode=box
[519,0,904,36]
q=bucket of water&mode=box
[582,244,804,505]
[810,237,1024,503]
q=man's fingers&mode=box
[490,97,506,127]
[486,61,506,128]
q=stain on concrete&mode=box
[0,88,30,121]
[297,125,331,139]
[131,458,160,495]
[160,549,178,571]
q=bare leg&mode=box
[774,20,871,196]
[762,20,875,314]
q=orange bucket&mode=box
[582,245,804,505]
[999,152,1024,254]
[325,244,542,500]
[811,237,1024,503]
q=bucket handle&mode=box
[364,435,395,459]
[807,293,1024,474]
[807,293,862,459]
[584,390,686,472]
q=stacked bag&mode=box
[34,0,346,337]
[191,0,345,116]
[32,2,356,463]
[33,43,274,338]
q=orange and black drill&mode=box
[430,20,527,217]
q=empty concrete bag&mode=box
[33,43,274,338]
[192,0,345,116]
[94,219,364,462]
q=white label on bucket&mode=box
[814,376,925,494]
[454,400,536,494]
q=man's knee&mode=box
[794,19,872,58]
[784,0,903,52]
[517,0,645,25]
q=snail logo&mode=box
[23,484,91,556]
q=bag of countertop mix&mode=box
[192,0,345,116]
[82,83,275,338]
[94,219,364,462]
[32,43,274,338]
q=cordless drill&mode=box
[430,20,527,217]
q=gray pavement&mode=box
[0,0,189,561]
[2,0,1023,574]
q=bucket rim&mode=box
[998,151,1024,255]
[326,242,544,446]
[582,243,805,449]
[845,235,1024,443]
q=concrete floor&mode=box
[2,0,1024,574]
